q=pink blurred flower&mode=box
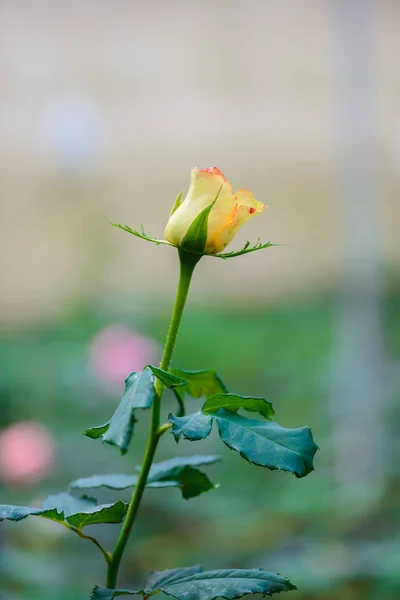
[0,421,56,489]
[90,325,159,385]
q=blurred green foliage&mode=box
[0,290,399,600]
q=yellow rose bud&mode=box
[165,167,265,255]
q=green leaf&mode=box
[147,366,187,389]
[147,468,215,500]
[211,410,318,478]
[144,566,204,593]
[71,473,139,491]
[214,240,275,260]
[42,492,97,517]
[0,504,62,523]
[110,221,175,248]
[169,411,213,442]
[145,567,296,599]
[70,455,221,500]
[180,187,222,255]
[146,455,220,499]
[41,493,127,528]
[91,566,296,600]
[146,454,220,475]
[85,368,155,454]
[202,393,274,420]
[65,500,127,528]
[170,369,228,401]
[0,492,127,528]
[84,423,109,439]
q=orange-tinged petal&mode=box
[197,167,233,193]
[209,190,265,253]
[165,168,265,255]
[235,188,266,213]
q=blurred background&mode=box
[1,0,399,599]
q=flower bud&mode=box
[165,167,265,254]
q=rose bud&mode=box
[165,167,265,255]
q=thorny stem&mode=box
[105,251,199,589]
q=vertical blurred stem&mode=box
[106,250,200,589]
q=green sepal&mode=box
[91,566,296,600]
[70,455,221,500]
[169,186,185,216]
[147,365,187,389]
[180,187,222,255]
[169,411,213,442]
[0,492,127,528]
[84,367,155,454]
[214,240,275,260]
[202,393,274,420]
[212,409,318,478]
[109,221,175,248]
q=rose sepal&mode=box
[110,220,276,262]
[179,186,222,255]
[108,221,175,248]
